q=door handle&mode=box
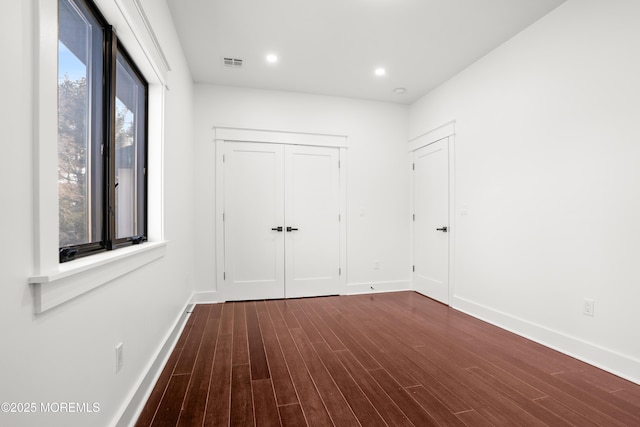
[286,226,298,232]
[271,226,283,232]
[436,226,448,232]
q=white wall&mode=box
[0,1,196,426]
[193,85,410,298]
[410,0,640,383]
[5,0,638,425]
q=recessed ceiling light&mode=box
[266,54,278,63]
[374,67,386,76]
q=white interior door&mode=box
[223,142,340,301]
[413,138,450,304]
[284,145,340,298]
[223,142,285,300]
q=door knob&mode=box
[286,226,299,232]
[271,226,283,232]
[436,226,448,232]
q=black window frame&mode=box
[58,0,148,263]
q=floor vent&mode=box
[222,57,243,68]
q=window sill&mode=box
[29,241,167,313]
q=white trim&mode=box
[147,84,166,242]
[345,280,412,295]
[215,139,226,300]
[408,120,456,152]
[114,298,193,427]
[30,242,167,313]
[109,0,169,84]
[213,126,348,148]
[130,0,171,73]
[33,0,59,275]
[408,155,415,288]
[338,147,348,294]
[190,290,220,304]
[447,135,456,305]
[451,295,640,386]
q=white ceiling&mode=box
[166,0,565,104]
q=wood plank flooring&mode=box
[135,292,640,426]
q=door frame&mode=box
[214,126,348,302]
[409,121,456,305]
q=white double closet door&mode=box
[223,142,340,301]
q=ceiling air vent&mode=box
[222,57,243,68]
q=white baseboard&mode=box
[451,295,640,386]
[114,298,193,427]
[345,280,411,295]
[190,290,219,304]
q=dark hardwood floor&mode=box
[135,292,640,426]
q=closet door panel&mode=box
[223,142,285,300]
[284,145,340,298]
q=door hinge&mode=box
[412,214,415,221]
[412,163,415,171]
[223,272,226,280]
[223,154,225,163]
[222,212,225,221]
[338,160,341,168]
[412,265,415,272]
[339,267,342,276]
[338,214,341,222]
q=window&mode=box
[58,0,147,262]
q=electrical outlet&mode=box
[583,299,594,317]
[115,343,124,373]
